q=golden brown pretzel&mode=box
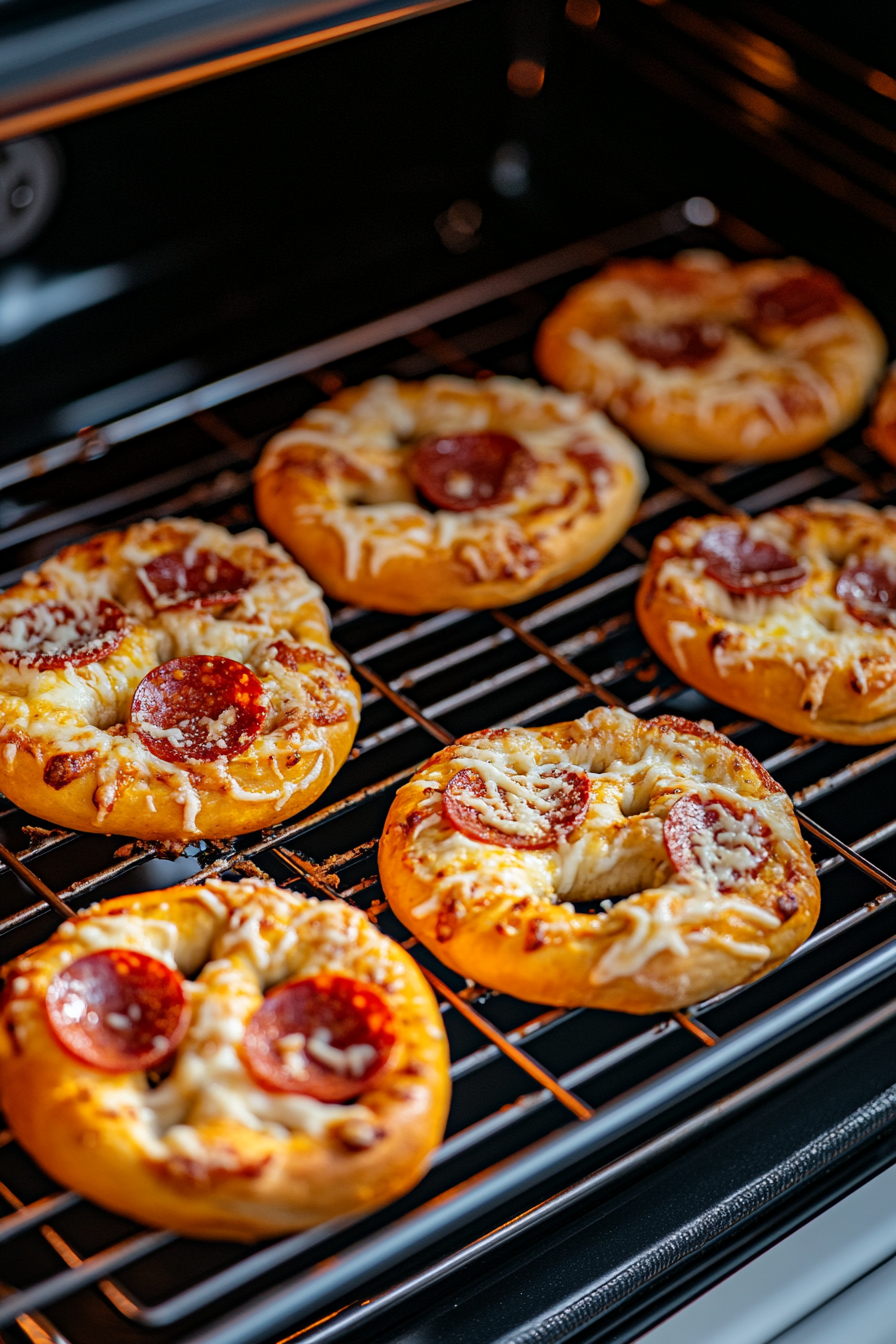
[379,708,818,1014]
[0,878,450,1241]
[254,374,646,614]
[637,501,896,743]
[0,518,360,841]
[535,251,886,461]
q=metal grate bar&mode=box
[0,1192,81,1245]
[796,811,896,893]
[647,457,746,518]
[420,970,594,1120]
[491,611,626,707]
[336,646,455,745]
[0,841,73,921]
[793,743,896,806]
[0,1232,175,1329]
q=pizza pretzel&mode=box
[637,500,896,743]
[380,708,819,1014]
[536,251,886,462]
[254,374,646,614]
[0,518,361,841]
[0,878,450,1241]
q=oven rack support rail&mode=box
[1,199,896,1344]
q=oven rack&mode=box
[1,201,896,1344]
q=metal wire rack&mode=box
[2,199,896,1344]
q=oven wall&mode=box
[1,0,892,464]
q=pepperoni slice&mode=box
[696,525,806,596]
[750,272,843,329]
[409,432,536,511]
[138,548,249,610]
[45,949,189,1072]
[0,599,128,670]
[443,766,590,850]
[664,793,770,891]
[836,556,896,627]
[243,973,395,1101]
[621,321,726,369]
[129,655,267,763]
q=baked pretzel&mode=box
[637,500,896,743]
[866,363,896,464]
[254,375,646,614]
[380,708,818,1014]
[0,518,360,841]
[535,251,886,462]
[0,878,449,1241]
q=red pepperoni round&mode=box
[836,556,896,627]
[409,432,536,511]
[243,973,396,1101]
[0,599,128,670]
[138,548,249,610]
[621,321,726,369]
[45,949,189,1072]
[129,655,267,763]
[750,272,843,329]
[443,766,590,849]
[664,793,769,891]
[696,525,806,596]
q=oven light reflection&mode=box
[565,0,600,29]
[491,142,531,198]
[0,260,129,343]
[507,58,545,98]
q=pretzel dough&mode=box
[0,519,360,841]
[380,709,818,1013]
[866,364,896,464]
[0,878,450,1240]
[254,375,646,614]
[637,501,896,743]
[535,251,886,461]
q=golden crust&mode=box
[636,501,896,743]
[535,252,887,462]
[379,708,819,1014]
[254,374,646,614]
[0,518,360,841]
[0,879,450,1241]
[866,363,896,464]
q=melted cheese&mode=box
[689,803,767,886]
[447,743,580,840]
